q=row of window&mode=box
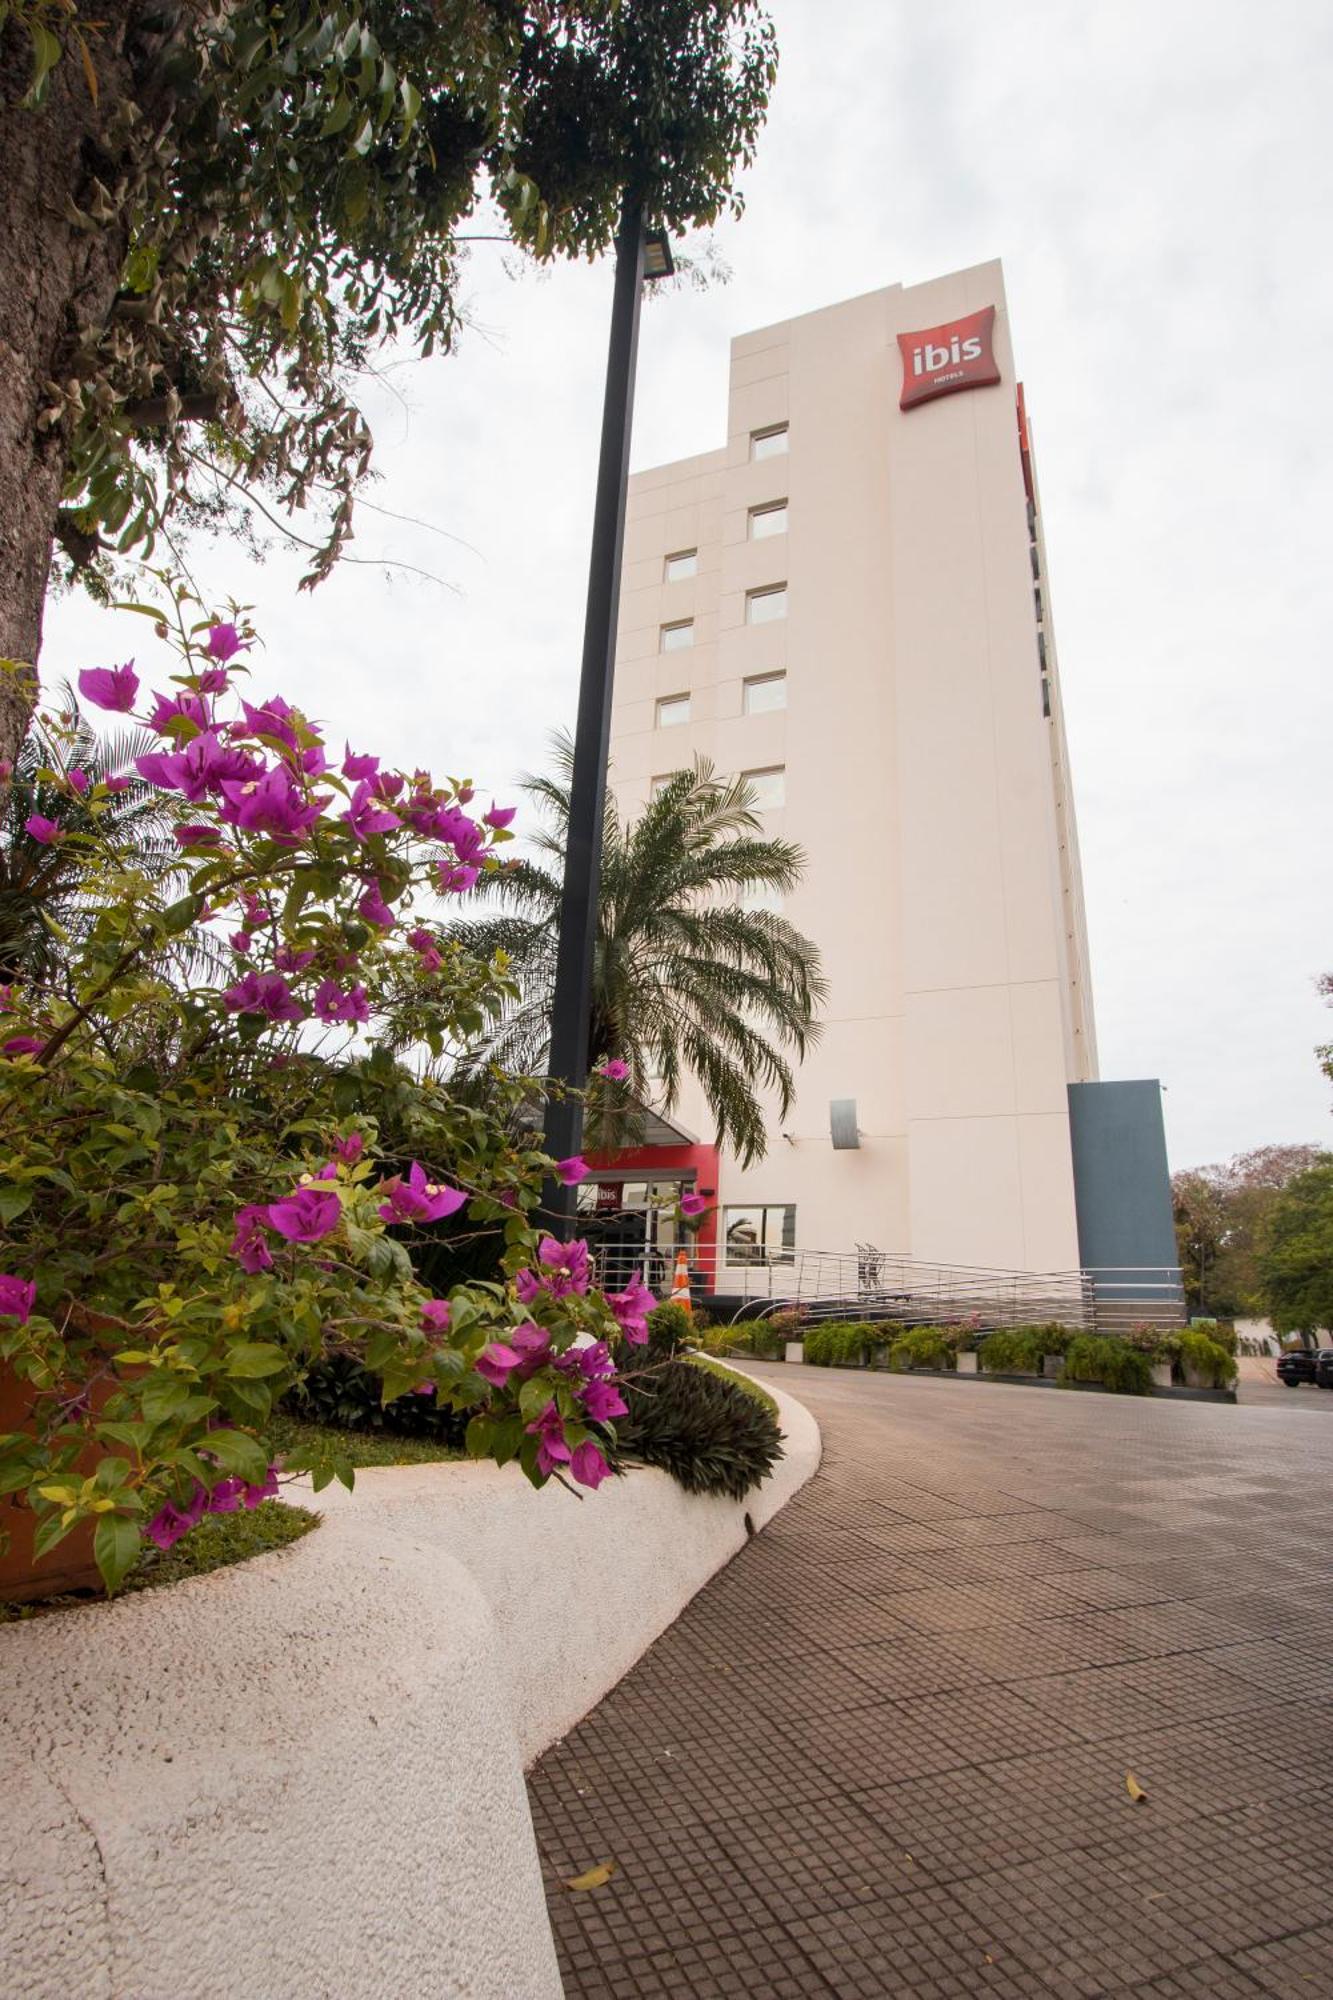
[660,582,786,653]
[656,671,786,731]
[662,497,787,587]
[651,765,785,810]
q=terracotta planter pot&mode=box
[0,1361,115,1604]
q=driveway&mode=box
[527,1364,1333,1997]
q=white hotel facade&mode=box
[598,260,1172,1296]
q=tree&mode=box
[450,744,827,1165]
[0,0,778,763]
[1172,1143,1327,1317]
[1257,1159,1333,1337]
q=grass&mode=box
[266,1412,464,1469]
[1,1500,316,1623]
[685,1351,780,1420]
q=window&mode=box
[660,619,694,652]
[656,694,690,729]
[749,501,787,540]
[740,881,784,915]
[664,549,698,583]
[742,766,785,810]
[724,1203,796,1266]
[746,585,787,625]
[750,424,788,461]
[743,672,786,715]
[650,774,675,800]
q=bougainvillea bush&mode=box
[0,590,656,1593]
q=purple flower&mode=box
[206,1477,246,1514]
[483,802,517,829]
[343,745,379,781]
[680,1191,708,1218]
[537,1235,591,1298]
[357,882,396,929]
[3,1035,45,1058]
[206,622,246,662]
[420,1299,452,1333]
[103,775,135,794]
[476,1341,522,1387]
[196,666,229,694]
[148,690,210,733]
[266,1187,341,1242]
[230,1205,274,1273]
[608,1271,655,1346]
[79,662,139,713]
[376,1162,467,1226]
[571,1440,612,1490]
[554,1156,589,1187]
[146,1502,194,1550]
[274,944,316,973]
[243,1465,281,1507]
[239,696,300,751]
[373,772,405,801]
[580,1378,628,1424]
[477,1322,553,1387]
[342,780,400,841]
[24,815,60,845]
[526,1400,572,1478]
[231,931,252,954]
[408,927,443,973]
[67,769,89,796]
[410,1380,436,1398]
[218,766,323,841]
[174,823,222,848]
[332,1132,364,1164]
[313,978,370,1025]
[223,970,304,1024]
[139,730,259,803]
[598,1059,630,1082]
[436,861,480,896]
[0,1275,37,1323]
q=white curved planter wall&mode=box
[1,1378,818,2000]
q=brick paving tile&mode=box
[528,1366,1333,1997]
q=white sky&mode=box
[44,0,1333,1172]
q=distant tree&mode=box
[450,743,826,1165]
[1257,1160,1333,1337]
[0,0,778,764]
[1317,972,1333,1096]
[1171,1143,1326,1317]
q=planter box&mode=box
[956,1352,978,1374]
[1151,1362,1173,1389]
[784,1341,804,1365]
[1042,1355,1065,1381]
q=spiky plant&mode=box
[450,735,826,1166]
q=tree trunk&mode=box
[0,7,172,772]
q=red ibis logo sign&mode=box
[897,305,1000,410]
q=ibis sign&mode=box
[897,305,1000,411]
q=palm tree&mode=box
[451,738,827,1166]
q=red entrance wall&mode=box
[584,1141,720,1274]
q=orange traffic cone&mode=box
[670,1249,692,1315]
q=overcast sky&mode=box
[45,0,1332,1172]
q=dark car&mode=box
[1277,1350,1319,1387]
[1316,1351,1333,1390]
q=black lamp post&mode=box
[542,193,674,1235]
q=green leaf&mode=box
[319,92,353,137]
[465,1413,494,1458]
[398,76,421,135]
[161,894,201,936]
[203,1428,269,1481]
[225,1341,289,1379]
[140,1373,192,1422]
[94,1514,142,1594]
[0,1185,32,1224]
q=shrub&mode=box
[803,1321,890,1367]
[979,1328,1045,1374]
[1188,1318,1237,1358]
[282,1353,470,1447]
[887,1326,955,1371]
[1064,1336,1153,1395]
[1176,1330,1237,1389]
[643,1302,694,1363]
[685,1353,779,1419]
[617,1357,784,1500]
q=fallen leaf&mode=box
[564,1861,617,1892]
[1126,1773,1148,1803]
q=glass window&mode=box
[740,881,784,915]
[746,585,787,625]
[656,694,690,728]
[742,766,785,810]
[749,501,787,540]
[724,1204,796,1265]
[743,673,786,715]
[660,620,694,652]
[664,549,698,583]
[650,774,675,800]
[750,424,789,461]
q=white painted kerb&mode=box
[1,1376,819,2000]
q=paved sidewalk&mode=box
[527,1365,1333,1998]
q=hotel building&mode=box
[593,260,1176,1306]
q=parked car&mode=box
[1276,1350,1319,1387]
[1316,1351,1333,1390]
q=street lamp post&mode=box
[542,192,673,1235]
